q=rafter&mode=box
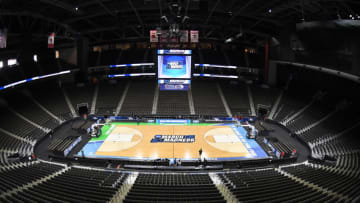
[0,0,358,47]
[38,0,83,15]
[128,0,144,27]
[228,0,257,25]
[0,11,77,34]
[82,23,271,40]
[204,0,222,25]
[96,0,116,17]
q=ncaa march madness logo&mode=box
[166,61,183,69]
[151,135,195,143]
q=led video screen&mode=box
[157,50,191,79]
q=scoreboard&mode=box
[157,49,192,91]
[157,49,191,79]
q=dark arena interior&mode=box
[1,0,360,202]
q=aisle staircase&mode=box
[110,172,138,203]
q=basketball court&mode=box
[77,122,268,161]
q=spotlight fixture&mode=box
[236,33,243,38]
[225,38,233,43]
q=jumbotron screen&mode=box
[157,50,192,79]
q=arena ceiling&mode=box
[0,0,360,47]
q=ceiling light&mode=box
[236,33,243,38]
[225,38,233,43]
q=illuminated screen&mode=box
[158,54,191,79]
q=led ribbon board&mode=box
[158,80,191,91]
[0,70,71,91]
[158,80,191,84]
[158,50,192,55]
[108,73,156,78]
[109,63,155,68]
[195,64,237,69]
[192,73,238,79]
